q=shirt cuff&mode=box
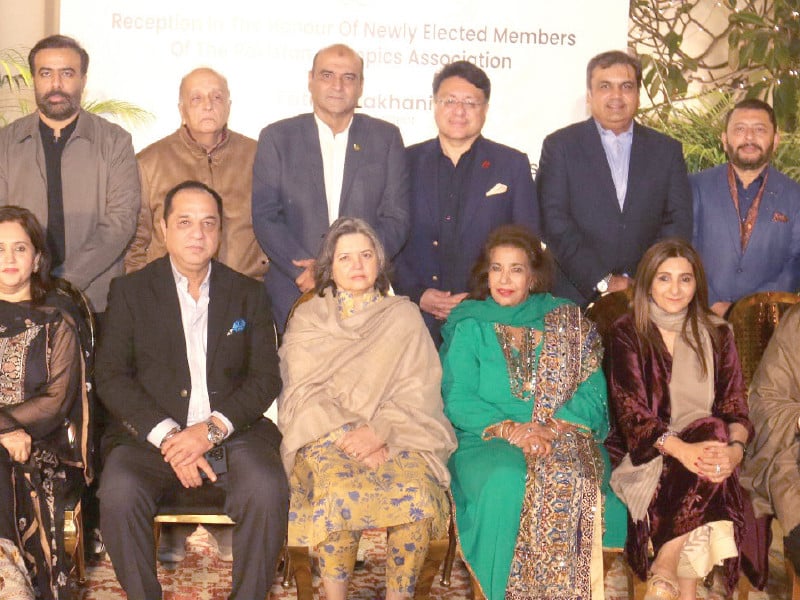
[211,411,235,440]
[147,418,181,448]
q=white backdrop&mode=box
[61,0,628,167]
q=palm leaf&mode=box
[80,99,153,127]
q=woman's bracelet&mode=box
[728,439,747,457]
[655,430,677,455]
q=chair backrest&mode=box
[585,289,634,341]
[728,291,800,389]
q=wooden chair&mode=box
[728,290,800,388]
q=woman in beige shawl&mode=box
[278,217,457,600]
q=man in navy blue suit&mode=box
[692,99,800,316]
[393,61,538,344]
[537,51,692,305]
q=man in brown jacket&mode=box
[125,67,268,280]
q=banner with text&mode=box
[60,0,628,168]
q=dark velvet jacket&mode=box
[604,313,756,588]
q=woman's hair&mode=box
[313,217,391,296]
[632,237,719,374]
[0,206,53,304]
[468,225,554,300]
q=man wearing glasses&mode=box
[393,61,538,345]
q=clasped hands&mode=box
[675,439,744,484]
[493,419,575,457]
[336,424,388,468]
[161,420,225,488]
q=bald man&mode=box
[252,44,409,331]
[126,67,268,281]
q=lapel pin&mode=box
[353,143,361,151]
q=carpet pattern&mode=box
[74,525,790,599]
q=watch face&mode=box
[597,280,608,293]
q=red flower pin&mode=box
[481,160,491,169]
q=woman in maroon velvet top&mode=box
[605,239,752,600]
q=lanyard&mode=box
[726,163,768,252]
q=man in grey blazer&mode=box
[0,34,139,314]
[252,44,409,331]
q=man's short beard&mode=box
[35,92,80,121]
[727,141,773,172]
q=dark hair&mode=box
[313,217,390,296]
[310,44,364,80]
[0,206,53,304]
[432,61,491,101]
[468,225,553,300]
[28,35,89,76]
[163,180,224,222]
[632,238,719,375]
[586,50,642,90]
[724,98,777,131]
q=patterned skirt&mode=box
[288,426,449,548]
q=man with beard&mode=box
[692,99,800,316]
[0,35,139,314]
[0,34,139,558]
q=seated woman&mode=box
[440,225,626,600]
[0,206,89,600]
[605,238,752,600]
[278,217,457,600]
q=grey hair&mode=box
[313,217,390,296]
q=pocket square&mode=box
[773,211,789,223]
[486,183,508,197]
[226,318,246,336]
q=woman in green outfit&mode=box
[440,225,626,600]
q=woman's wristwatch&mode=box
[728,439,747,457]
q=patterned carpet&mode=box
[75,525,790,599]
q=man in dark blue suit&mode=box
[393,61,537,344]
[692,99,800,316]
[537,51,692,305]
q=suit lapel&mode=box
[302,116,326,210]
[150,258,189,371]
[580,119,621,214]
[720,167,745,258]
[206,262,232,377]
[460,138,492,231]
[340,115,364,213]
[421,141,441,226]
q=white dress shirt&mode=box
[596,120,634,210]
[315,113,352,224]
[146,260,234,448]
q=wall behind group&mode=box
[59,0,628,165]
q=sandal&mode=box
[644,573,680,600]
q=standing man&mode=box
[0,34,140,313]
[537,50,692,305]
[692,99,800,316]
[393,61,537,344]
[252,43,409,331]
[126,67,268,281]
[97,181,287,600]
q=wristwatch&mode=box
[596,273,613,294]
[206,419,225,446]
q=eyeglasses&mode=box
[435,97,486,111]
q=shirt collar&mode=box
[314,112,353,139]
[732,164,768,189]
[594,119,634,140]
[169,257,212,294]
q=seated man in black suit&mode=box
[96,180,287,600]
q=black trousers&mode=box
[99,420,288,600]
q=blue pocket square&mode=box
[226,319,246,336]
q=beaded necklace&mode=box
[494,323,541,401]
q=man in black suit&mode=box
[97,180,287,600]
[537,50,692,305]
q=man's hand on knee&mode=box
[172,456,216,488]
